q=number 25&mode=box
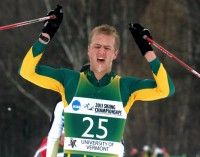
[82,117,108,139]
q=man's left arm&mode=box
[124,53,175,112]
[128,23,175,99]
[124,23,175,112]
[137,51,175,100]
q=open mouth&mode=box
[97,58,105,63]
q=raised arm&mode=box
[123,23,175,112]
[19,5,63,92]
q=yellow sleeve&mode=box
[125,60,175,113]
[19,42,65,94]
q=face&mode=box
[88,33,118,74]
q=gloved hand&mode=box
[42,5,63,40]
[129,23,153,56]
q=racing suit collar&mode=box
[85,70,116,87]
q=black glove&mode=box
[129,23,153,56]
[42,5,63,39]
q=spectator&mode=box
[141,145,152,157]
[129,147,139,157]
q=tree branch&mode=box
[0,60,51,118]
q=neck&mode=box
[94,72,106,80]
[90,66,112,80]
[93,69,112,80]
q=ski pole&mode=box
[143,35,200,79]
[0,15,56,31]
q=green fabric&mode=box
[149,58,160,75]
[32,40,47,57]
[76,72,121,101]
[120,76,157,105]
[149,58,175,96]
[58,145,63,152]
[34,56,175,108]
[34,57,174,105]
[167,74,175,96]
[64,73,125,156]
[85,70,116,87]
[35,66,80,103]
[64,73,125,141]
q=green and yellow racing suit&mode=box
[19,41,175,157]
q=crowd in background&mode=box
[129,145,190,157]
[129,145,171,157]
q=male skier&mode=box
[19,5,175,157]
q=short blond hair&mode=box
[88,24,120,51]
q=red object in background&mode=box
[34,137,47,157]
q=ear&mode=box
[113,50,119,60]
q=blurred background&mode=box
[0,0,200,157]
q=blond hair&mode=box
[88,24,120,51]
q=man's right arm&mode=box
[19,5,64,92]
[19,40,66,93]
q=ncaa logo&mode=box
[72,100,81,111]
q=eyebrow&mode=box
[93,43,112,48]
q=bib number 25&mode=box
[82,117,108,139]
